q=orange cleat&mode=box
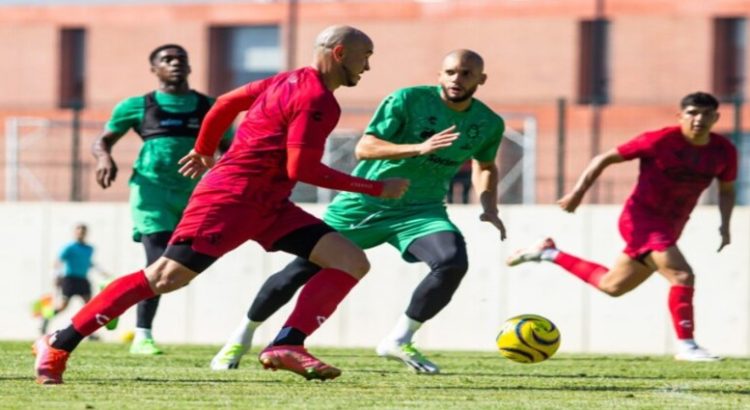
[258,345,341,381]
[32,335,69,385]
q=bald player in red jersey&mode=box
[33,25,409,384]
[507,92,736,362]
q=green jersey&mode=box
[106,90,230,191]
[340,85,504,208]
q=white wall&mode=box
[1,203,748,357]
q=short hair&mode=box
[680,92,719,110]
[149,44,187,64]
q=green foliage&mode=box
[2,341,749,409]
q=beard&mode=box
[341,64,359,87]
[441,84,477,103]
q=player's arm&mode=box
[557,148,626,213]
[287,147,408,199]
[92,130,127,189]
[181,80,270,178]
[355,126,460,160]
[471,159,506,240]
[717,181,735,252]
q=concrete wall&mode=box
[1,202,748,357]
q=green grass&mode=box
[2,340,749,409]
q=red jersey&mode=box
[617,126,737,223]
[201,67,341,200]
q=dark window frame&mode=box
[577,19,609,105]
[713,17,746,102]
[59,27,86,109]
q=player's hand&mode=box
[417,125,460,156]
[178,149,216,179]
[480,211,507,241]
[95,155,118,189]
[379,178,410,199]
[557,190,584,213]
[718,226,730,252]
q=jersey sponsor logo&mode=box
[159,118,184,127]
[187,118,201,129]
[426,154,461,167]
[678,319,693,329]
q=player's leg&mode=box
[211,256,321,370]
[259,223,370,380]
[648,246,719,361]
[377,231,467,374]
[34,248,215,384]
[507,238,654,294]
[131,231,172,355]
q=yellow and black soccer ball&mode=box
[496,314,560,363]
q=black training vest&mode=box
[135,91,211,141]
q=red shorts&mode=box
[617,208,687,259]
[169,181,322,258]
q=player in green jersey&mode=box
[93,44,230,355]
[211,49,506,374]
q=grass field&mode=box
[2,340,749,409]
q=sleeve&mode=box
[472,119,505,163]
[105,97,143,134]
[718,142,738,182]
[194,79,272,155]
[616,131,657,160]
[287,147,384,196]
[286,95,339,149]
[58,244,70,261]
[363,91,407,142]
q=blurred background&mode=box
[2,0,748,205]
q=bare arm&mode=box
[557,148,626,213]
[717,180,735,252]
[354,126,459,160]
[472,159,506,240]
[92,130,126,189]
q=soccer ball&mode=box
[496,314,560,363]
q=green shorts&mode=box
[324,195,459,262]
[129,175,193,242]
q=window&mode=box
[577,19,609,105]
[59,28,86,109]
[713,17,746,102]
[209,25,282,95]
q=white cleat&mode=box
[376,340,440,374]
[674,346,721,362]
[211,343,250,370]
[505,237,557,267]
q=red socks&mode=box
[283,268,358,335]
[668,285,695,340]
[553,251,608,287]
[71,270,156,336]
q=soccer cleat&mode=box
[674,346,721,362]
[258,345,341,380]
[210,343,249,370]
[129,338,163,355]
[505,237,557,266]
[32,335,70,385]
[376,341,440,374]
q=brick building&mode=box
[0,0,748,203]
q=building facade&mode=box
[1,0,748,203]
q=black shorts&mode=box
[60,277,91,298]
[164,222,335,274]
